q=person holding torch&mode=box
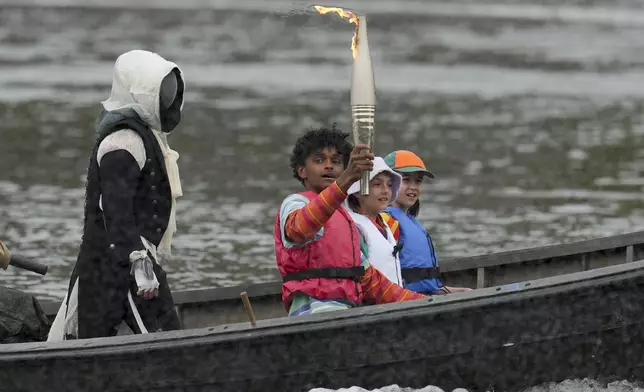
[274,128,426,316]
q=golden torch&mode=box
[314,6,375,195]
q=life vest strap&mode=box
[282,267,365,283]
[402,267,441,283]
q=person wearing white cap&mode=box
[345,157,404,286]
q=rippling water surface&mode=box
[1,0,644,304]
[2,1,643,391]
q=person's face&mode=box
[357,172,394,216]
[395,172,424,209]
[298,147,345,193]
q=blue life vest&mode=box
[385,206,443,294]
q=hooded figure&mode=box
[48,50,185,340]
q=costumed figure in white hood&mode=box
[48,50,184,340]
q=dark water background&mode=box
[1,0,644,306]
[2,1,644,391]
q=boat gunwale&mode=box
[440,229,644,271]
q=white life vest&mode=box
[349,211,403,286]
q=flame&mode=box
[313,5,359,59]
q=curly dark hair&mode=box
[290,125,353,184]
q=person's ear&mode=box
[297,166,307,179]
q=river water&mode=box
[1,0,644,302]
[1,0,643,391]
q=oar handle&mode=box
[240,291,257,327]
[10,255,48,276]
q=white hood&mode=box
[102,50,185,260]
[347,156,402,201]
[101,49,184,133]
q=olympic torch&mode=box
[350,14,375,195]
[314,6,376,195]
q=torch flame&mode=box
[313,5,359,59]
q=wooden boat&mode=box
[1,230,644,392]
[38,229,644,329]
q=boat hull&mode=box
[2,261,644,392]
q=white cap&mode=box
[347,156,402,201]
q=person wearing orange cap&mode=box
[381,150,472,295]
